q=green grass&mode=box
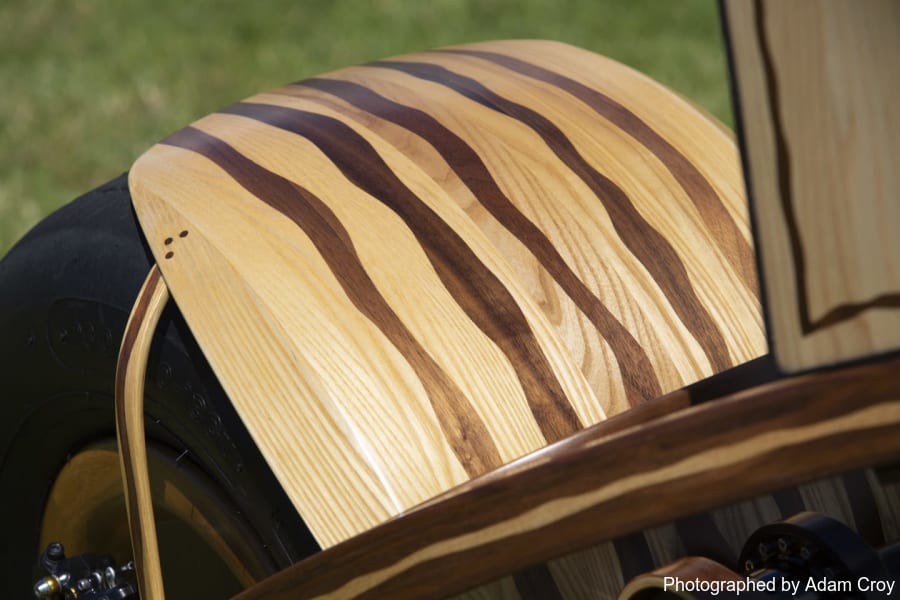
[0,0,733,257]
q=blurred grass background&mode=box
[0,0,732,257]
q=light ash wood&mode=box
[276,41,762,409]
[129,40,764,556]
[725,0,900,372]
[115,266,169,599]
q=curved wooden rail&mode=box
[115,265,169,600]
[234,354,900,599]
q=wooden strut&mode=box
[115,265,170,600]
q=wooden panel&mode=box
[233,355,900,599]
[129,40,763,551]
[724,0,900,372]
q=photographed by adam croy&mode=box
[3,1,899,599]
[662,576,897,597]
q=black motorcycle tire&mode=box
[0,174,318,597]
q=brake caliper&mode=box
[32,542,138,599]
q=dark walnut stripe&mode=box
[220,102,584,443]
[374,59,733,375]
[114,266,163,582]
[438,47,759,296]
[297,78,661,404]
[234,354,900,600]
[292,77,661,406]
[163,127,503,478]
[752,0,900,334]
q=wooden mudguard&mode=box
[129,38,764,577]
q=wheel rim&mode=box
[39,440,275,596]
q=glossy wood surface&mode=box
[234,354,900,599]
[724,0,900,372]
[129,39,763,552]
[115,265,169,599]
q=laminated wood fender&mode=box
[126,39,766,593]
[130,39,764,550]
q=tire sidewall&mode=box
[0,175,316,595]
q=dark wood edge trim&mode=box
[234,355,900,600]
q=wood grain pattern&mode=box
[276,41,763,413]
[115,265,169,600]
[724,0,900,372]
[454,469,893,600]
[369,57,735,377]
[233,354,900,599]
[129,40,764,552]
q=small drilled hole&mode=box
[179,230,189,238]
[165,251,174,260]
[164,237,173,245]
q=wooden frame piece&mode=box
[115,265,170,600]
[234,354,900,599]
